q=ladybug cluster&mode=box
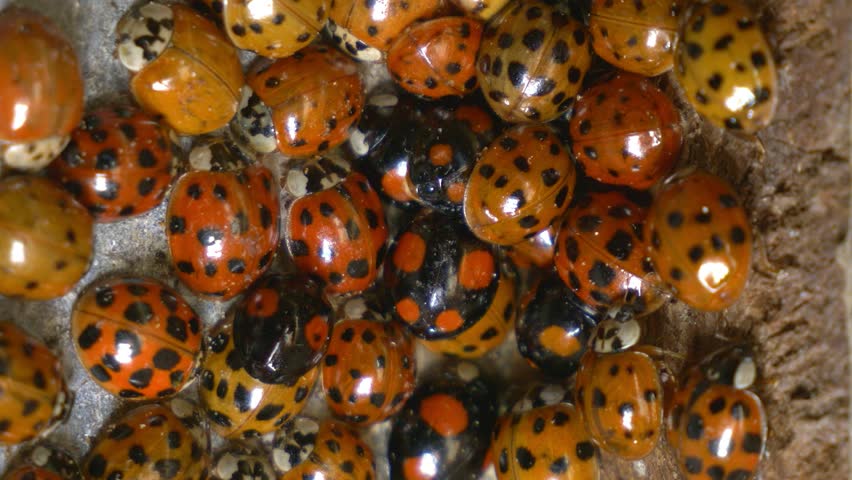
[0,0,779,479]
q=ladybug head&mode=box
[116,1,174,73]
[272,417,320,473]
[701,345,757,389]
[187,136,255,173]
[283,156,351,198]
[591,317,641,354]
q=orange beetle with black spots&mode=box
[589,0,684,76]
[234,45,363,157]
[555,189,664,317]
[575,318,664,460]
[271,417,376,479]
[389,362,498,480]
[465,124,575,245]
[568,73,682,189]
[388,17,483,99]
[0,7,83,171]
[385,211,516,357]
[232,274,332,385]
[71,276,202,400]
[667,346,766,480]
[516,273,599,377]
[284,157,388,295]
[116,2,244,135]
[0,322,70,446]
[196,0,328,58]
[321,319,416,425]
[166,137,279,300]
[49,105,174,221]
[645,170,752,311]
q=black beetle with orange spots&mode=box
[389,361,498,480]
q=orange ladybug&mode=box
[387,17,483,99]
[116,2,244,135]
[0,7,84,171]
[197,0,328,58]
[272,417,376,479]
[568,73,682,189]
[575,318,664,460]
[465,124,575,245]
[645,170,752,311]
[234,45,363,157]
[71,276,202,400]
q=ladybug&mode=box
[116,1,244,135]
[49,105,175,221]
[71,276,202,400]
[675,0,777,133]
[451,0,511,21]
[199,317,318,439]
[645,170,752,311]
[387,17,483,99]
[568,73,682,189]
[233,45,363,157]
[388,361,498,480]
[575,318,664,459]
[490,403,600,480]
[667,346,766,480]
[83,399,209,480]
[465,124,575,245]
[166,137,279,300]
[196,0,327,58]
[271,417,376,479]
[0,322,70,446]
[476,0,592,123]
[589,0,684,76]
[0,176,93,300]
[211,444,276,480]
[0,7,83,171]
[554,189,664,317]
[2,444,82,480]
[283,157,389,295]
[326,0,448,62]
[232,273,332,385]
[385,211,516,358]
[321,319,416,425]
[516,273,599,377]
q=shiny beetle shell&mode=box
[675,0,777,133]
[476,0,592,123]
[0,7,83,171]
[465,124,575,245]
[271,417,376,479]
[321,319,416,425]
[200,319,317,439]
[490,403,600,480]
[117,2,244,135]
[0,323,70,446]
[232,274,332,385]
[0,176,93,300]
[589,0,684,76]
[49,105,174,221]
[388,362,498,480]
[199,0,328,58]
[82,400,209,480]
[166,139,279,300]
[71,276,202,400]
[575,345,664,459]
[285,164,388,295]
[387,17,483,99]
[236,45,363,157]
[555,190,664,317]
[568,74,682,189]
[646,170,752,311]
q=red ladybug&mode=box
[234,45,363,157]
[569,74,682,189]
[387,17,483,99]
[166,137,279,300]
[0,7,83,171]
[49,105,174,221]
[284,157,388,295]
